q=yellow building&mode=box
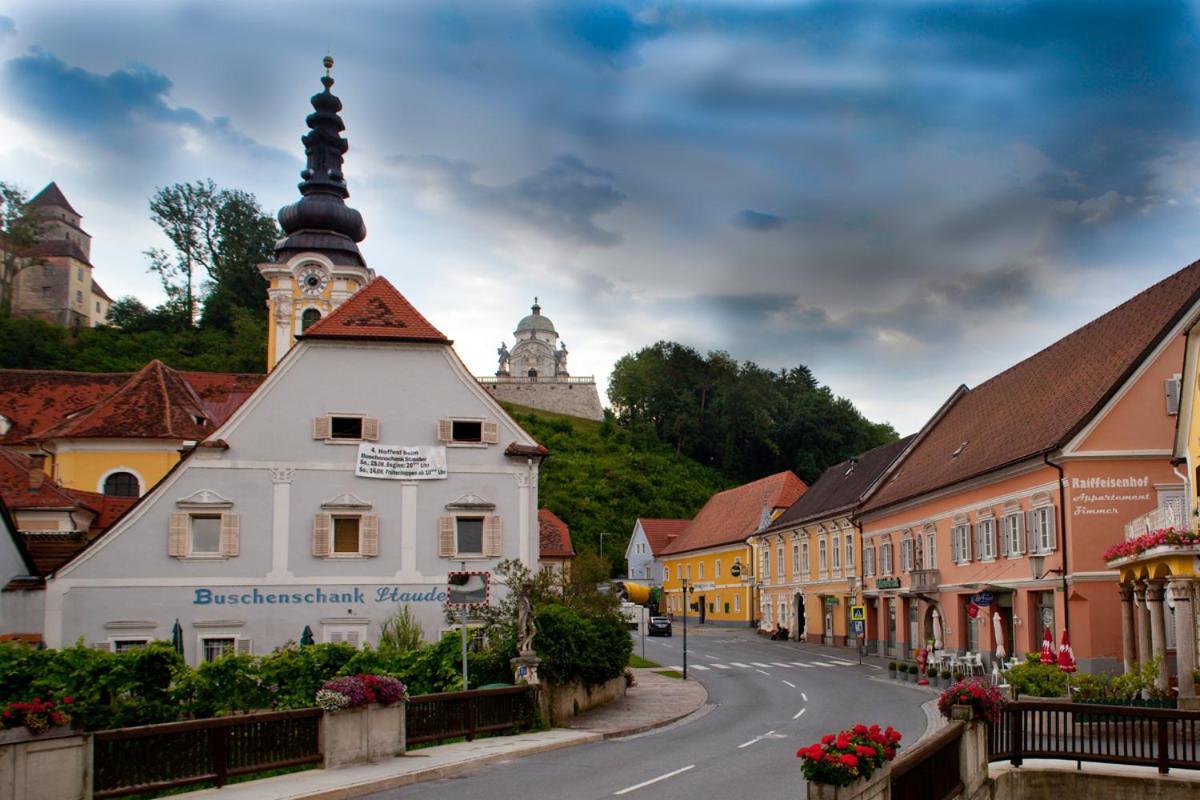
[749,438,911,644]
[661,472,806,627]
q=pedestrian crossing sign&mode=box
[850,605,866,622]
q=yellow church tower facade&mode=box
[259,57,374,370]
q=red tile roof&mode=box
[38,360,212,440]
[661,471,807,555]
[25,239,91,265]
[301,277,450,343]
[90,279,112,302]
[767,436,914,530]
[538,508,575,559]
[0,366,263,445]
[27,182,80,216]
[0,448,94,511]
[865,258,1200,512]
[636,518,691,555]
[19,532,91,575]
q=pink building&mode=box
[858,260,1200,673]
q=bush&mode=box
[378,606,425,653]
[534,605,632,685]
[256,643,358,709]
[1004,662,1067,698]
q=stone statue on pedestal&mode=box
[511,581,541,685]
[497,342,510,375]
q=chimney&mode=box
[28,453,46,489]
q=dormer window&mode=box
[332,416,362,440]
[438,418,500,446]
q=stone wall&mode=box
[0,729,90,800]
[484,381,605,422]
[321,703,405,768]
[546,675,626,724]
[989,765,1200,800]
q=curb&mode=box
[595,681,710,739]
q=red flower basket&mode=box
[797,724,902,786]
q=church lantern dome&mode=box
[515,299,557,336]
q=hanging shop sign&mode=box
[972,591,995,607]
[730,563,742,577]
[875,577,901,590]
[967,601,980,619]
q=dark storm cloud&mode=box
[393,153,626,247]
[3,49,286,161]
[732,209,785,232]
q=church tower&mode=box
[259,57,374,369]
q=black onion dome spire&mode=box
[275,56,367,265]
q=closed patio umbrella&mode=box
[931,608,944,649]
[1057,630,1076,673]
[300,625,315,647]
[1040,627,1055,664]
[171,619,184,656]
[992,612,1007,663]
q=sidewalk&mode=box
[178,669,708,800]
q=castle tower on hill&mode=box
[259,56,374,370]
[479,299,604,421]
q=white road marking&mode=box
[690,665,709,671]
[731,662,751,668]
[613,764,696,795]
[755,669,771,675]
[801,692,808,701]
[705,654,719,660]
[737,730,785,749]
[812,662,839,667]
[782,680,796,688]
[791,662,814,668]
[751,662,772,668]
[712,664,731,669]
[771,662,794,668]
[825,658,855,665]
[793,708,807,720]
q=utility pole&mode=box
[460,560,469,690]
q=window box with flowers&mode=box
[0,696,74,744]
[798,723,902,800]
[318,675,408,767]
[1103,527,1200,563]
[937,679,1005,724]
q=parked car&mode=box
[648,616,673,637]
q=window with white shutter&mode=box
[1166,375,1182,416]
[924,529,937,569]
[314,415,377,442]
[325,626,366,649]
[976,519,996,561]
[1003,513,1023,556]
[313,513,332,557]
[312,415,331,440]
[440,418,500,445]
[169,509,239,560]
[220,513,240,557]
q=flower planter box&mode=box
[806,763,890,800]
[0,726,75,747]
[322,702,406,768]
[0,729,89,800]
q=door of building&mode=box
[698,595,706,624]
[824,604,834,645]
[795,594,806,641]
[886,600,897,657]
[908,602,918,659]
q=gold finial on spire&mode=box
[323,54,334,76]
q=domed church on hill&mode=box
[480,299,604,421]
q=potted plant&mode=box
[937,679,1005,724]
[887,662,897,680]
[953,670,965,683]
[940,669,952,685]
[798,723,902,799]
[0,696,73,744]
[317,674,408,766]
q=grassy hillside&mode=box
[503,403,731,576]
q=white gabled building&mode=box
[39,63,547,662]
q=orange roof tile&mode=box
[661,471,807,555]
[865,258,1200,512]
[0,448,95,512]
[301,277,450,343]
[538,508,575,559]
[637,518,691,555]
[38,360,212,440]
[0,368,263,446]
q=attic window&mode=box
[331,416,363,440]
[951,441,969,458]
[194,415,207,427]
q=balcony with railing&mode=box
[909,569,941,593]
[1124,505,1184,541]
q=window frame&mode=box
[844,532,855,577]
[924,528,937,569]
[110,638,150,654]
[313,413,380,444]
[438,417,500,447]
[881,540,893,575]
[977,518,996,561]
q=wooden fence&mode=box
[406,686,535,746]
[92,708,322,799]
[890,721,963,800]
[988,701,1200,774]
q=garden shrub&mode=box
[534,605,632,686]
[1004,662,1067,697]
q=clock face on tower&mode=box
[297,266,329,296]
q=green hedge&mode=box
[534,605,632,685]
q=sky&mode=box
[4,1,1200,435]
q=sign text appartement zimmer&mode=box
[355,444,448,480]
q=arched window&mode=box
[301,308,322,331]
[103,472,140,497]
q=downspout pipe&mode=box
[1044,453,1070,639]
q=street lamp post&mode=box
[682,579,695,680]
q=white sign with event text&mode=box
[355,444,447,480]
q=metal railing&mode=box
[890,721,963,800]
[406,686,535,746]
[92,708,322,799]
[909,569,941,593]
[988,701,1200,773]
[477,375,596,384]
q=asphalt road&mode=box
[366,627,930,800]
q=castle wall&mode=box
[484,380,605,421]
